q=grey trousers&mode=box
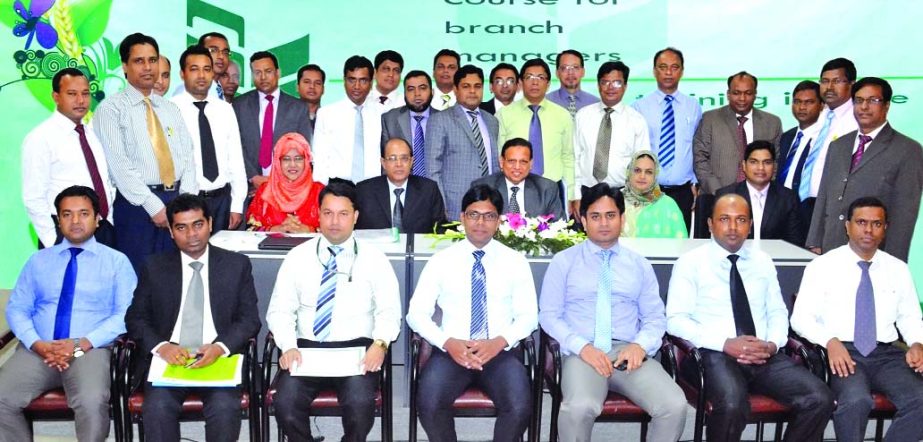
[559,343,687,442]
[0,344,111,442]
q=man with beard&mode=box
[296,64,325,134]
[381,70,438,177]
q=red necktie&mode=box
[74,124,108,219]
[259,94,275,169]
[851,135,872,173]
[736,115,748,182]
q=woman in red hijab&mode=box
[246,133,324,232]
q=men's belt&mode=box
[660,181,692,191]
[199,184,230,198]
[148,181,180,192]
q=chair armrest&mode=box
[665,334,705,394]
[539,329,563,399]
[0,330,15,351]
[262,332,277,398]
[660,335,678,378]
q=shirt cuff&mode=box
[141,194,166,217]
[215,342,230,356]
[565,336,590,357]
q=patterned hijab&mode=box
[623,150,663,208]
[261,132,315,213]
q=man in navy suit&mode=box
[777,81,824,236]
[717,140,803,245]
[356,138,447,233]
[472,138,565,221]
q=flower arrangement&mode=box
[427,213,585,256]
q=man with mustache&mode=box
[173,32,231,100]
[380,70,439,177]
[777,80,825,235]
[369,50,405,114]
[547,49,599,119]
[480,63,519,115]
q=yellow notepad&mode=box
[149,354,243,387]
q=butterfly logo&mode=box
[13,0,59,50]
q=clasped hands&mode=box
[444,337,508,370]
[723,335,776,365]
[271,214,314,233]
[579,342,647,377]
[31,339,87,372]
[157,343,224,369]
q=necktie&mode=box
[392,188,404,231]
[529,104,545,175]
[593,107,614,181]
[74,124,109,219]
[259,95,275,169]
[727,254,756,336]
[594,249,613,353]
[467,110,489,175]
[352,105,365,180]
[779,130,804,184]
[567,94,577,118]
[379,96,388,105]
[470,250,488,339]
[314,245,342,341]
[509,186,521,214]
[791,139,812,200]
[193,101,219,181]
[179,261,205,348]
[215,81,224,101]
[658,95,676,169]
[412,115,426,176]
[143,97,176,187]
[441,94,450,110]
[854,261,877,356]
[735,115,748,182]
[799,110,835,200]
[851,135,872,173]
[53,247,83,340]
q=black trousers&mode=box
[200,185,232,232]
[113,190,179,274]
[661,181,694,233]
[417,348,531,442]
[141,382,242,442]
[273,370,379,442]
[696,350,834,442]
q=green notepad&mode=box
[161,354,241,383]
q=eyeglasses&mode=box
[599,80,624,89]
[464,211,499,222]
[853,97,886,106]
[207,47,231,57]
[492,78,516,87]
[524,73,548,82]
[558,64,582,72]
[384,155,411,163]
[656,64,682,73]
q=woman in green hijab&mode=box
[621,150,688,238]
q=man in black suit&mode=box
[232,51,312,190]
[356,138,447,233]
[480,63,519,115]
[777,80,824,237]
[472,137,566,221]
[124,194,261,441]
[717,140,803,245]
[380,70,437,177]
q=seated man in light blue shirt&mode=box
[539,183,686,442]
[0,186,136,441]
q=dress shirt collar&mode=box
[124,84,154,104]
[596,101,626,114]
[583,238,622,257]
[745,180,770,197]
[456,104,481,117]
[707,238,752,261]
[858,121,887,138]
[258,88,280,103]
[493,97,508,111]
[387,177,407,192]
[462,236,497,253]
[318,233,358,261]
[828,99,854,119]
[515,97,551,111]
[179,90,212,105]
[504,176,525,189]
[842,244,880,269]
[50,109,80,130]
[411,107,431,119]
[180,244,210,267]
[57,235,99,257]
[735,108,754,120]
[799,118,824,137]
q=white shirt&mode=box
[791,245,923,347]
[312,98,384,184]
[172,80,221,100]
[852,122,887,155]
[171,92,248,213]
[431,89,456,111]
[152,247,229,355]
[266,235,402,352]
[21,111,115,246]
[782,119,823,188]
[666,240,789,352]
[406,239,538,350]
[387,179,407,215]
[573,102,651,198]
[368,88,405,115]
[746,181,769,240]
[493,97,509,112]
[258,89,281,175]
[736,109,754,146]
[808,101,859,196]
[505,177,527,214]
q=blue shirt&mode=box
[6,237,137,350]
[547,87,599,114]
[539,240,666,356]
[665,240,788,352]
[632,90,703,186]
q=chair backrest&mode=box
[693,193,716,239]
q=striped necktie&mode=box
[412,115,426,176]
[799,110,835,200]
[470,250,488,340]
[467,110,489,175]
[658,95,676,168]
[314,245,343,341]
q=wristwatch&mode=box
[72,338,85,358]
[372,339,389,350]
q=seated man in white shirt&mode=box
[666,193,833,442]
[267,179,402,441]
[791,196,923,442]
[406,184,538,442]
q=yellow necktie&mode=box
[144,97,176,188]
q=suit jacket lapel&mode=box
[167,252,185,330]
[454,106,480,147]
[403,177,422,221]
[398,108,412,141]
[723,107,742,142]
[851,124,892,174]
[762,184,780,235]
[207,249,223,332]
[377,178,393,227]
[523,176,540,215]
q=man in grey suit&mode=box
[232,51,312,190]
[380,70,437,177]
[472,137,565,221]
[426,64,500,221]
[807,77,923,262]
[693,71,782,194]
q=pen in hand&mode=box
[184,353,204,368]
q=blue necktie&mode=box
[854,261,876,356]
[352,105,365,181]
[799,110,835,200]
[593,249,613,352]
[215,81,224,100]
[779,130,804,184]
[470,250,488,340]
[412,114,426,176]
[53,247,83,340]
[528,104,545,175]
[658,95,676,169]
[313,245,342,341]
